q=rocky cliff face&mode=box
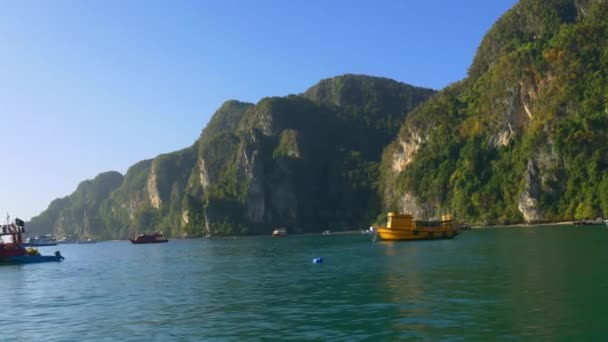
[188,78,435,235]
[28,171,124,238]
[30,75,435,238]
[31,1,608,236]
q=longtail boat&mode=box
[129,232,168,244]
[1,217,64,264]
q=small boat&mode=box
[360,227,375,235]
[573,218,604,226]
[7,251,64,264]
[129,232,168,244]
[21,234,57,247]
[1,217,64,265]
[458,222,472,230]
[77,238,96,244]
[272,228,287,237]
[322,230,332,235]
[374,213,459,241]
[57,237,75,244]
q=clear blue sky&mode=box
[0,0,517,221]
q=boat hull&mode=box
[376,228,459,241]
[21,242,58,247]
[129,239,168,244]
[1,255,63,264]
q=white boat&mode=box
[77,238,96,244]
[272,228,287,237]
[57,236,77,244]
[22,234,57,246]
[360,226,375,235]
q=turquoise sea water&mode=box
[2,225,608,341]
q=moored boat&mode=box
[57,235,77,244]
[573,218,604,226]
[129,232,168,244]
[361,226,375,234]
[7,251,64,264]
[272,228,287,237]
[374,213,459,241]
[1,217,64,264]
[22,234,57,247]
[458,222,472,230]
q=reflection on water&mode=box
[492,226,603,339]
[374,226,608,340]
[1,226,608,340]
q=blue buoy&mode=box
[312,257,323,264]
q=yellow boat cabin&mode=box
[374,213,459,241]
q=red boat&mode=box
[129,232,168,244]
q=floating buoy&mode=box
[312,257,323,264]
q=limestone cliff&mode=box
[31,75,434,237]
[30,1,608,236]
[380,0,608,224]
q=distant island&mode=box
[29,0,608,240]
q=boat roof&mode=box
[387,213,414,218]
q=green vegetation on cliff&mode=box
[31,0,608,238]
[29,171,124,238]
[381,0,608,224]
[31,75,434,238]
[181,76,435,236]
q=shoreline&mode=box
[471,221,593,229]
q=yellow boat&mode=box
[374,213,459,241]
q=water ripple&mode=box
[2,228,608,340]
